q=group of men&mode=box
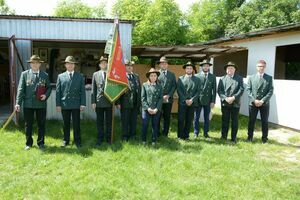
[15,54,273,150]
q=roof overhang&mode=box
[132,45,247,61]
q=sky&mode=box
[6,0,198,16]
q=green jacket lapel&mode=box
[224,76,233,92]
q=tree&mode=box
[186,0,245,43]
[0,0,15,14]
[93,2,106,18]
[226,0,300,36]
[112,0,151,20]
[54,0,105,18]
[133,0,187,45]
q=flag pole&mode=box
[111,102,115,144]
[1,110,16,132]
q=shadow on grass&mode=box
[3,112,298,156]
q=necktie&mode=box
[204,73,207,81]
[69,73,73,80]
[33,73,38,83]
[163,71,166,76]
[103,72,106,80]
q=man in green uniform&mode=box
[157,56,177,137]
[217,62,244,143]
[56,56,86,148]
[91,56,113,146]
[177,62,201,140]
[117,60,141,141]
[194,59,216,138]
[16,55,51,150]
[247,60,274,143]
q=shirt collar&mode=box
[227,74,234,78]
[31,69,40,74]
[185,74,192,78]
[161,69,167,74]
[257,72,264,77]
[67,71,74,75]
[148,81,156,86]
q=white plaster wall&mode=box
[214,33,300,130]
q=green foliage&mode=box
[112,0,151,20]
[133,0,187,45]
[186,0,245,43]
[0,0,14,14]
[226,0,300,36]
[54,0,105,18]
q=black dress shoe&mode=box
[204,134,210,138]
[220,136,227,140]
[230,139,237,144]
[24,146,31,150]
[61,141,69,147]
[95,142,102,147]
[75,144,82,149]
[246,137,253,142]
[38,144,45,149]
[262,139,268,144]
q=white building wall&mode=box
[215,33,300,130]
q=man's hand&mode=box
[40,95,47,101]
[148,108,154,115]
[226,96,235,104]
[15,104,20,112]
[163,95,169,102]
[210,103,215,108]
[116,104,121,109]
[56,106,61,112]
[92,103,96,110]
[186,99,193,106]
[80,105,85,111]
[153,108,158,114]
[254,100,264,107]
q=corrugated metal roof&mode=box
[0,15,133,59]
[0,14,135,24]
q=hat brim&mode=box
[63,61,78,64]
[224,64,237,70]
[183,64,196,70]
[200,62,212,66]
[146,71,160,78]
[156,60,168,64]
[27,60,44,63]
[97,59,108,63]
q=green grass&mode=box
[0,109,299,199]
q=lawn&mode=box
[0,109,299,199]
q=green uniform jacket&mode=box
[195,72,217,106]
[117,73,141,109]
[247,73,274,106]
[177,75,201,107]
[16,69,51,108]
[141,82,163,111]
[217,74,244,108]
[56,71,86,109]
[91,70,112,108]
[158,70,177,103]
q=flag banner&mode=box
[104,19,129,103]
